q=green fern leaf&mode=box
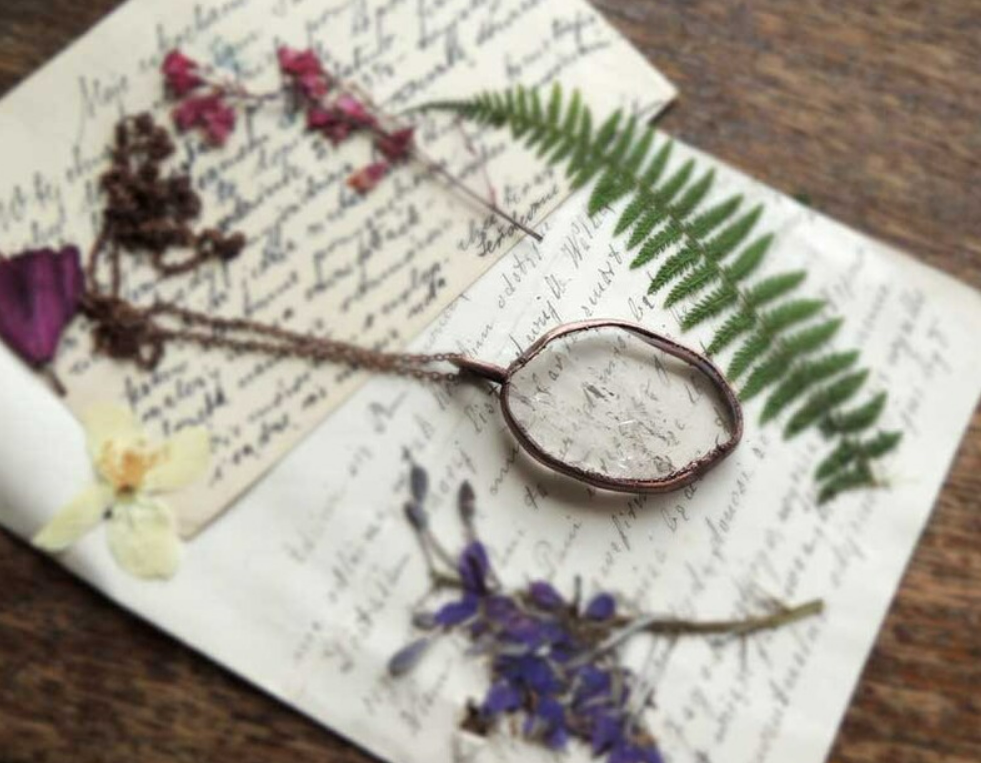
[863,430,903,459]
[648,245,699,294]
[761,351,860,423]
[818,462,875,504]
[672,170,715,219]
[821,392,887,436]
[562,90,581,135]
[666,263,718,306]
[815,440,860,481]
[740,318,843,400]
[707,310,756,354]
[608,115,637,164]
[757,298,824,335]
[640,141,673,189]
[625,129,654,172]
[784,369,869,438]
[728,332,773,381]
[626,160,694,249]
[681,284,739,329]
[589,168,626,215]
[814,430,901,482]
[689,195,743,238]
[704,206,762,261]
[725,235,773,282]
[746,274,809,308]
[630,221,683,266]
[615,195,649,238]
[594,110,622,149]
[546,84,561,126]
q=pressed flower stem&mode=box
[226,78,544,243]
[42,366,67,397]
[409,148,543,243]
[571,599,824,667]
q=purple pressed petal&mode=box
[591,713,625,755]
[575,666,613,704]
[585,592,617,621]
[387,637,432,676]
[458,541,490,594]
[545,724,570,751]
[528,581,565,610]
[484,594,517,621]
[481,680,522,717]
[0,246,83,366]
[410,464,428,503]
[608,742,663,763]
[510,655,558,694]
[434,593,479,627]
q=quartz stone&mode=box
[503,325,736,485]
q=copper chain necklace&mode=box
[81,114,742,495]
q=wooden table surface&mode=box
[1,1,978,761]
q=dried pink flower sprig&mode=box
[161,48,414,194]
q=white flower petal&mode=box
[82,403,141,462]
[32,483,113,552]
[106,499,181,580]
[143,427,211,493]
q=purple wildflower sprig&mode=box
[390,466,824,763]
[161,49,542,241]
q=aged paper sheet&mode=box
[0,0,675,535]
[1,133,980,763]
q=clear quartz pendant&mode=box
[451,321,742,494]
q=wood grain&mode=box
[0,1,978,761]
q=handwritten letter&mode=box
[0,0,675,534]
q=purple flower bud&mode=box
[574,666,612,704]
[584,593,617,621]
[404,501,427,530]
[459,541,490,594]
[608,741,664,763]
[496,654,559,695]
[590,713,626,755]
[410,465,428,503]
[481,680,522,717]
[434,593,479,627]
[388,637,432,677]
[458,481,476,522]
[528,581,565,610]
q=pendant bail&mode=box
[449,355,509,385]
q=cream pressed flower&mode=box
[33,403,210,580]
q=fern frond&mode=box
[760,351,860,423]
[746,275,809,309]
[820,392,888,436]
[727,301,823,381]
[673,170,715,219]
[630,222,684,266]
[681,284,739,328]
[818,462,875,504]
[690,196,743,238]
[784,370,869,437]
[707,311,756,354]
[648,245,699,293]
[626,160,694,249]
[704,206,763,261]
[740,318,843,400]
[667,264,718,307]
[425,87,900,502]
[815,431,901,502]
[725,235,773,282]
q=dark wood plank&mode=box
[0,1,978,762]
